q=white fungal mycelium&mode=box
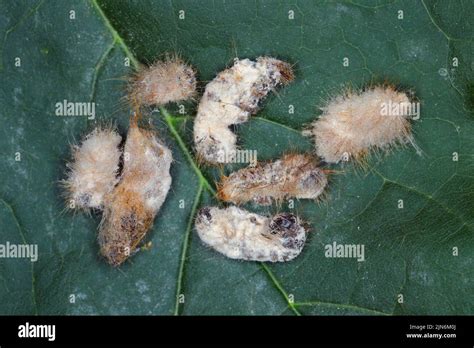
[303,85,418,163]
[98,119,173,267]
[64,126,122,210]
[195,206,307,262]
[193,57,294,164]
[217,153,328,205]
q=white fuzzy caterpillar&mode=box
[193,57,294,164]
[63,126,122,210]
[304,85,417,163]
[195,206,307,262]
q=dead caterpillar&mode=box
[303,85,418,163]
[63,118,172,266]
[217,153,328,205]
[98,119,173,267]
[193,57,294,164]
[128,56,197,108]
[63,126,122,210]
[195,206,307,262]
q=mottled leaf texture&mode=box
[0,0,472,315]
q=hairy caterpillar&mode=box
[63,126,122,210]
[217,153,328,205]
[193,57,294,164]
[128,56,197,108]
[195,206,307,262]
[98,119,173,267]
[303,85,418,163]
[63,118,172,266]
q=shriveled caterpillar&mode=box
[128,56,197,108]
[193,57,294,164]
[303,85,418,163]
[217,153,328,205]
[195,206,307,262]
[63,126,122,210]
[98,119,173,266]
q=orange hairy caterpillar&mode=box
[98,118,173,266]
[217,153,328,205]
[303,84,419,163]
[195,206,307,262]
[128,55,197,108]
[193,57,294,164]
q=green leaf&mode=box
[0,0,472,315]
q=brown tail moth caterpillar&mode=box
[98,119,173,266]
[63,126,122,210]
[193,57,294,164]
[303,84,418,163]
[217,153,328,205]
[128,56,197,108]
[195,206,307,262]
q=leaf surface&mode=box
[0,0,472,315]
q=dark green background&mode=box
[0,0,472,315]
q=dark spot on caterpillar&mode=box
[238,100,257,113]
[120,212,137,233]
[270,213,298,236]
[228,123,239,133]
[283,236,304,250]
[197,207,212,224]
[260,233,272,240]
[116,134,126,180]
[77,193,91,207]
[183,67,194,79]
[275,61,295,84]
[206,91,219,102]
[300,169,325,189]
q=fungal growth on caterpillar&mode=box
[217,153,328,205]
[195,206,307,262]
[303,84,419,163]
[128,55,197,108]
[63,126,122,210]
[193,57,294,164]
[98,118,173,267]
